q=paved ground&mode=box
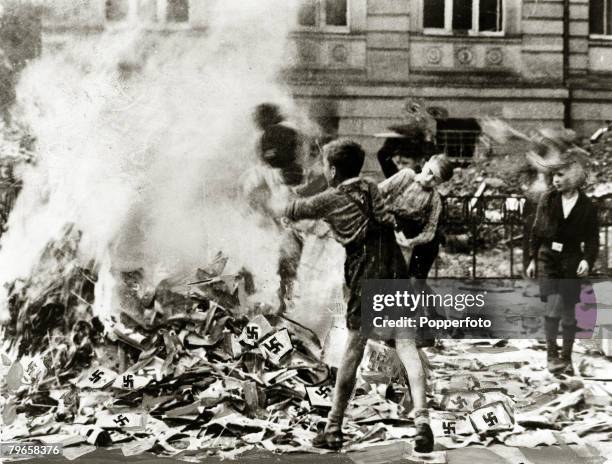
[10,443,612,464]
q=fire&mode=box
[0,1,306,321]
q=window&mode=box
[297,0,348,30]
[436,119,481,159]
[166,0,189,22]
[423,0,503,34]
[590,0,612,35]
[298,0,317,26]
[105,0,189,25]
[106,0,129,21]
[325,0,347,26]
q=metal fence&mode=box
[436,194,612,278]
[0,181,611,279]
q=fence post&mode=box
[471,200,477,278]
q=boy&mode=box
[526,148,598,374]
[275,140,436,452]
[377,154,454,452]
[380,154,454,279]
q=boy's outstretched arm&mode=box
[284,190,334,222]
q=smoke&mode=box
[0,0,303,317]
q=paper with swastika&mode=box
[112,372,151,390]
[75,366,117,389]
[469,401,514,433]
[441,390,513,412]
[306,385,333,408]
[430,412,475,437]
[96,411,148,429]
[238,314,273,346]
[259,328,292,364]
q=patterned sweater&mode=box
[284,177,394,246]
[378,168,442,246]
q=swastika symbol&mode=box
[123,374,134,388]
[315,386,331,398]
[89,369,103,383]
[442,421,456,435]
[113,414,130,426]
[246,326,259,340]
[483,412,498,427]
[262,337,283,355]
[451,396,468,409]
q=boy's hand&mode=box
[268,193,289,218]
[576,260,589,277]
[526,260,536,279]
[394,231,413,248]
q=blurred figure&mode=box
[244,103,307,313]
[254,103,303,186]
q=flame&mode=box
[1,1,304,319]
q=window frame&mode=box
[295,0,351,34]
[104,0,191,30]
[422,0,505,37]
[589,0,612,39]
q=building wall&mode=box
[288,0,612,173]
[37,0,612,171]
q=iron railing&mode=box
[0,182,610,278]
[436,194,612,278]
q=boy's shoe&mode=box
[547,350,565,373]
[312,429,343,450]
[548,357,566,373]
[546,341,565,373]
[560,354,575,376]
[414,423,434,453]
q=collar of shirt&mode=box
[561,192,579,218]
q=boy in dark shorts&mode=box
[526,148,599,375]
[274,139,435,452]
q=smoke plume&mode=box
[0,0,303,318]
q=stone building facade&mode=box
[39,0,612,170]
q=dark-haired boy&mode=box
[273,139,406,450]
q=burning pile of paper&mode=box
[1,247,611,462]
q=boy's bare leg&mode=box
[395,338,433,452]
[325,329,368,433]
[395,338,427,414]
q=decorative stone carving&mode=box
[425,47,442,65]
[485,48,503,66]
[331,44,348,63]
[456,47,473,65]
[297,40,318,64]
